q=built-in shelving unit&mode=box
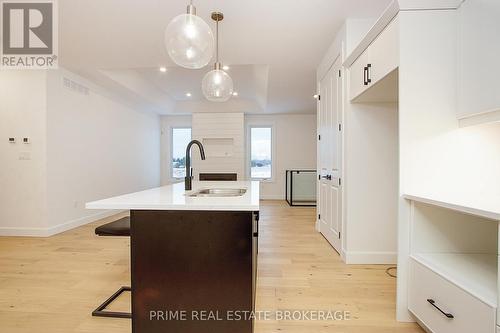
[406,195,499,332]
[339,0,500,329]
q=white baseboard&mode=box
[341,248,347,262]
[259,195,283,200]
[344,250,397,264]
[0,210,124,237]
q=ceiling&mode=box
[59,0,391,115]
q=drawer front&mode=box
[409,258,496,333]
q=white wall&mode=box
[0,68,161,236]
[345,18,377,56]
[160,114,317,200]
[192,113,245,180]
[45,68,161,233]
[0,71,48,233]
[344,102,399,263]
[246,114,317,200]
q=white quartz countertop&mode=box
[86,181,260,211]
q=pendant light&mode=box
[165,1,214,69]
[202,12,234,102]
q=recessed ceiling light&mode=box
[159,66,167,72]
[186,92,192,97]
[232,92,238,96]
[222,65,230,71]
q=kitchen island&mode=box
[86,181,259,333]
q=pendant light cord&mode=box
[215,19,219,64]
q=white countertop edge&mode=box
[403,193,500,221]
[85,203,259,211]
[85,181,260,212]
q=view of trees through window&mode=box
[250,127,272,179]
[172,128,192,178]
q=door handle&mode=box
[427,299,454,319]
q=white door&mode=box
[318,56,342,254]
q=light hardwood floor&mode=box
[0,201,423,333]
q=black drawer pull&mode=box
[363,66,368,85]
[427,299,454,319]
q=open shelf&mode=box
[404,193,500,221]
[411,253,497,308]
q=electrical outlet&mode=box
[19,152,31,160]
[9,138,15,143]
[23,137,30,144]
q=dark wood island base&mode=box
[131,210,259,333]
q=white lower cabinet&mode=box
[409,258,496,333]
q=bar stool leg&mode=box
[92,286,131,319]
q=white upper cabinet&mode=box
[369,17,399,85]
[458,0,500,125]
[350,48,371,101]
[349,17,399,101]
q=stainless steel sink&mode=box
[188,188,247,197]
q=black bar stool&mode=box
[92,217,131,319]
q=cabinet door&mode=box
[349,50,371,101]
[370,16,399,85]
[349,17,399,102]
[458,0,500,119]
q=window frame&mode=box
[170,126,192,180]
[246,124,275,182]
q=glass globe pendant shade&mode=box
[202,68,234,102]
[165,13,214,69]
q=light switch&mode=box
[19,152,31,160]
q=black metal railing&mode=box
[285,170,317,207]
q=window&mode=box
[171,128,192,178]
[250,127,273,180]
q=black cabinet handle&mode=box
[363,66,368,85]
[321,175,332,180]
[427,299,454,319]
[366,64,372,84]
